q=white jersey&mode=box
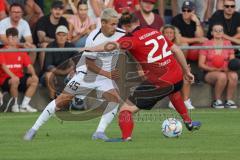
[76,27,125,81]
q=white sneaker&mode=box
[20,104,37,112]
[168,101,175,109]
[184,99,195,110]
[11,104,20,112]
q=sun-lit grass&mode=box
[0,109,240,160]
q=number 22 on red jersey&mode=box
[145,35,173,63]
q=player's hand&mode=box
[108,69,120,80]
[184,71,194,84]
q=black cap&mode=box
[182,0,195,10]
[51,1,64,9]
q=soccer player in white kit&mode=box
[23,8,125,141]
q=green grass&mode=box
[0,109,240,160]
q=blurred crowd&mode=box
[0,0,240,112]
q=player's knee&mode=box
[55,93,74,109]
[9,77,20,86]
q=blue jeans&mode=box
[74,35,88,48]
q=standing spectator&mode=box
[0,27,38,112]
[0,0,7,20]
[135,0,164,30]
[68,0,96,47]
[0,3,37,63]
[199,24,238,109]
[113,0,139,14]
[207,0,240,42]
[6,0,44,28]
[34,0,68,71]
[41,25,77,100]
[161,25,195,109]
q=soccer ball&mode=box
[161,118,183,138]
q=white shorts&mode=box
[64,71,118,97]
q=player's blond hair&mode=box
[101,8,119,22]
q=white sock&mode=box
[96,102,119,133]
[21,96,31,106]
[32,100,56,131]
[14,97,18,105]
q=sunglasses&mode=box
[213,29,223,33]
[182,9,192,13]
[224,5,235,8]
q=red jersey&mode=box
[0,51,32,85]
[114,0,139,13]
[118,27,183,86]
[0,1,5,12]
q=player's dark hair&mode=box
[6,27,19,37]
[119,12,139,26]
[9,3,24,12]
[77,0,88,9]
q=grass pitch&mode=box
[0,109,239,160]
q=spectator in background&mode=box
[175,0,207,23]
[199,23,238,109]
[135,0,164,30]
[208,0,240,43]
[68,0,96,47]
[161,25,195,110]
[62,0,79,18]
[0,3,37,63]
[87,0,112,27]
[113,0,139,14]
[6,0,44,28]
[41,26,77,100]
[0,27,38,112]
[0,0,7,20]
[34,0,68,71]
[171,0,207,61]
[34,0,44,12]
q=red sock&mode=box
[118,110,134,139]
[169,91,192,123]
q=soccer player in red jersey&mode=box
[83,13,201,142]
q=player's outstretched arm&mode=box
[80,41,119,53]
[171,44,194,83]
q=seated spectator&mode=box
[0,3,37,63]
[135,0,164,30]
[199,23,238,109]
[174,0,207,23]
[208,0,240,40]
[6,0,44,28]
[62,0,79,18]
[68,0,96,47]
[171,0,207,61]
[113,0,139,14]
[0,27,38,112]
[41,26,77,100]
[87,0,112,27]
[0,0,7,20]
[34,0,68,71]
[161,25,195,110]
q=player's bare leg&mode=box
[92,89,121,140]
[23,91,74,140]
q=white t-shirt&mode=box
[0,17,32,40]
[76,27,125,80]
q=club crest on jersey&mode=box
[17,56,21,61]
